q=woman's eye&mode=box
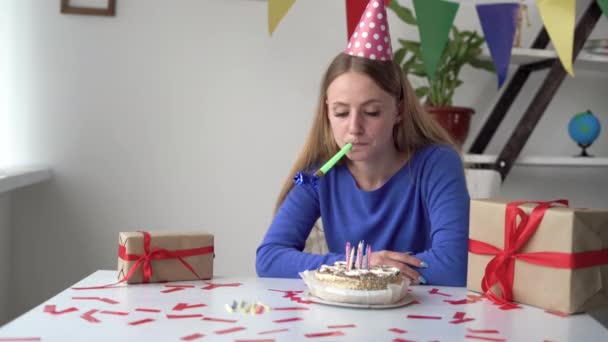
[365,111,380,116]
[334,112,349,117]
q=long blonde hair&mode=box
[274,53,456,212]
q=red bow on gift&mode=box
[73,231,214,290]
[469,200,608,305]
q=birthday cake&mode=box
[300,241,410,306]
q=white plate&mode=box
[305,292,415,309]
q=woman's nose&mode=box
[348,112,364,134]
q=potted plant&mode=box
[388,0,495,145]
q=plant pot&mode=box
[425,106,475,146]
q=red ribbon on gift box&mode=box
[73,231,214,290]
[469,200,608,305]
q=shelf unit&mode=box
[467,1,606,181]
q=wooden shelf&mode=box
[464,154,608,167]
[481,47,608,72]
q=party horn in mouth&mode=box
[294,142,353,186]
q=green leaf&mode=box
[469,58,495,71]
[394,48,407,66]
[388,0,417,25]
[415,86,429,98]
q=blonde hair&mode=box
[274,53,456,212]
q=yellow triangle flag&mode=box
[536,0,575,76]
[269,0,296,36]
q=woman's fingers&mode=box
[370,250,428,284]
[382,250,427,268]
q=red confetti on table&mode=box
[43,304,78,315]
[451,318,475,324]
[161,287,185,294]
[467,294,485,303]
[234,340,276,342]
[135,308,161,313]
[273,307,310,311]
[202,282,243,290]
[202,317,238,323]
[498,302,522,310]
[100,310,129,316]
[167,314,204,319]
[304,331,345,338]
[327,324,356,329]
[429,288,451,297]
[465,335,506,342]
[173,302,207,311]
[406,314,442,320]
[268,289,314,305]
[388,328,407,334]
[0,338,42,341]
[72,296,118,304]
[467,329,499,334]
[258,328,289,335]
[80,309,101,323]
[214,326,246,335]
[129,318,155,326]
[180,333,205,341]
[444,299,470,305]
[273,317,303,323]
[545,310,569,317]
[393,339,416,342]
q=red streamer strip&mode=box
[135,308,161,313]
[214,327,246,335]
[273,317,303,323]
[406,315,442,320]
[202,317,238,323]
[167,314,203,319]
[272,307,309,311]
[393,339,416,342]
[72,296,118,304]
[166,284,196,288]
[388,328,407,334]
[304,331,345,338]
[100,310,129,316]
[0,338,42,341]
[161,287,185,294]
[180,333,205,341]
[467,329,500,334]
[429,288,452,297]
[173,303,207,311]
[234,340,276,342]
[80,309,101,323]
[444,299,470,305]
[129,318,155,326]
[43,305,78,315]
[465,335,506,342]
[201,282,242,290]
[258,328,289,335]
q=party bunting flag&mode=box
[476,3,519,88]
[346,0,391,40]
[413,0,459,80]
[598,0,608,18]
[268,0,297,35]
[536,0,575,76]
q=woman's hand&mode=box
[370,250,428,284]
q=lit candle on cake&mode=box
[366,244,372,270]
[345,242,351,267]
[356,241,364,269]
[348,248,355,271]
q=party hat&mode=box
[345,0,393,61]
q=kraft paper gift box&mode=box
[117,231,214,284]
[467,199,608,314]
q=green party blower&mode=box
[316,142,353,176]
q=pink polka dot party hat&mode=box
[345,0,393,61]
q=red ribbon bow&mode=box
[469,200,608,305]
[73,231,214,290]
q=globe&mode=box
[568,110,601,157]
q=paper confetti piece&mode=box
[406,314,442,320]
[0,338,42,341]
[80,309,101,323]
[444,299,470,305]
[393,339,416,342]
[467,329,500,334]
[272,307,309,311]
[498,302,522,310]
[214,327,246,335]
[72,296,118,304]
[135,308,161,313]
[327,324,356,329]
[388,328,407,334]
[202,317,238,323]
[180,333,205,341]
[545,310,569,317]
[161,287,185,294]
[273,317,303,323]
[167,314,204,319]
[465,335,506,342]
[429,288,451,296]
[165,284,196,288]
[173,303,207,311]
[453,312,466,319]
[129,318,155,326]
[99,310,129,316]
[305,331,345,338]
[43,305,78,315]
[235,340,276,342]
[451,318,475,324]
[258,328,289,335]
[202,282,243,290]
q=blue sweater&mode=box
[256,144,470,286]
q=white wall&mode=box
[3,0,608,321]
[0,193,11,325]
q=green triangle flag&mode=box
[413,0,460,80]
[598,0,608,18]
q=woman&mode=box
[256,1,469,286]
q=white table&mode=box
[1,270,607,341]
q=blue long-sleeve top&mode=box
[256,144,470,286]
